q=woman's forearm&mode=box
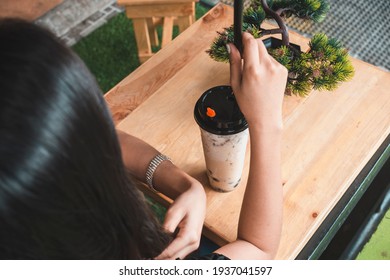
[237,126,283,258]
[116,129,159,181]
[116,129,201,199]
[214,126,283,260]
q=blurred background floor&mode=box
[35,0,122,46]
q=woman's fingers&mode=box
[156,210,199,259]
[255,35,271,62]
[242,32,261,69]
[161,202,184,233]
[228,43,242,91]
[156,194,203,259]
[155,227,199,260]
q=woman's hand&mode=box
[155,177,206,260]
[228,32,288,131]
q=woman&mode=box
[0,18,287,260]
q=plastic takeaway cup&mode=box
[194,85,249,192]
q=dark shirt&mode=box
[189,253,230,260]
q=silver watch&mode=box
[145,154,172,191]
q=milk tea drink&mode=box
[194,86,248,192]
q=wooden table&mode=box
[105,4,390,259]
[0,0,63,20]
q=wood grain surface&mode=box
[0,0,63,20]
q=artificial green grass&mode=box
[73,3,210,93]
[356,208,390,260]
[72,13,138,93]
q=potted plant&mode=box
[207,0,354,96]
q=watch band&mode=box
[145,154,172,191]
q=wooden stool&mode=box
[117,0,198,63]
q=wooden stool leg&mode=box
[147,17,159,47]
[132,18,153,63]
[161,16,174,48]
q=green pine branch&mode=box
[207,0,354,96]
[271,0,330,22]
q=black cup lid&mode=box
[194,85,248,135]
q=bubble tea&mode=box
[194,86,248,192]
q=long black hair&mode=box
[0,19,171,259]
